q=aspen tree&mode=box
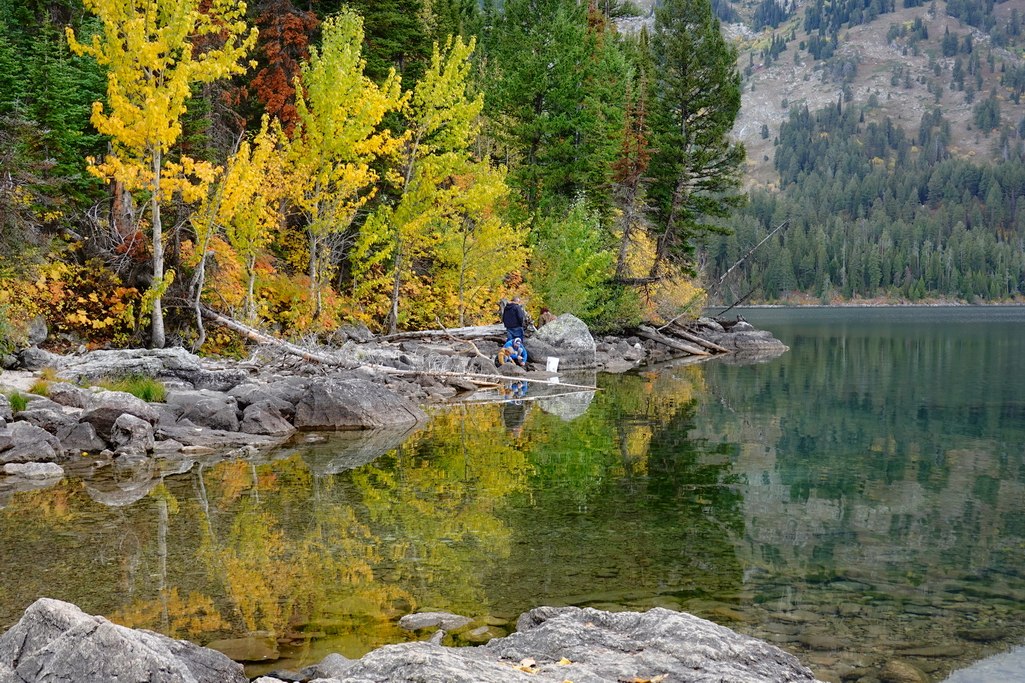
[68,0,257,348]
[287,10,404,322]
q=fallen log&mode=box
[636,325,710,356]
[202,307,352,367]
[382,324,505,342]
[665,324,730,354]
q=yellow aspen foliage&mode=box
[352,36,526,332]
[286,10,404,326]
[616,225,706,321]
[192,116,287,323]
[67,0,257,348]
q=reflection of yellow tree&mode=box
[352,407,532,613]
[195,455,414,651]
[112,588,228,639]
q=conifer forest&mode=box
[2,0,1024,353]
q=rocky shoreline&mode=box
[0,598,822,682]
[0,314,786,477]
[0,314,795,682]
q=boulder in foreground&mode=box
[0,598,247,683]
[320,606,822,683]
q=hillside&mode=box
[733,0,1025,189]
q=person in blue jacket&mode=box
[502,296,526,342]
[498,337,528,367]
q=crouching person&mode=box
[496,337,528,368]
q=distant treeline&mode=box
[707,103,1025,302]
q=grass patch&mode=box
[96,374,167,403]
[28,379,50,396]
[7,391,28,413]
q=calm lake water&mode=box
[2,306,1024,682]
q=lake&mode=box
[1,305,1024,682]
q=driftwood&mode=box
[202,307,352,367]
[382,324,505,342]
[201,307,599,392]
[636,325,710,356]
[665,324,730,354]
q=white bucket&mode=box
[546,356,560,373]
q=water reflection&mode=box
[0,309,1024,682]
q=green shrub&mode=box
[96,375,167,403]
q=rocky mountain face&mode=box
[621,0,1025,189]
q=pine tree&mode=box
[646,0,745,277]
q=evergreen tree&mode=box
[646,0,745,276]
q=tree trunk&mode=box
[387,239,402,335]
[150,146,166,349]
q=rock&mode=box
[56,421,108,454]
[26,315,48,345]
[206,631,278,662]
[3,462,64,479]
[16,406,78,436]
[879,659,929,683]
[703,329,788,354]
[0,394,11,422]
[109,413,155,456]
[399,612,474,632]
[227,383,296,417]
[240,401,296,436]
[531,314,596,369]
[56,347,248,391]
[496,362,526,376]
[0,597,247,682]
[300,653,354,679]
[46,382,95,409]
[165,389,240,432]
[335,606,820,683]
[697,316,726,333]
[293,379,427,430]
[79,389,159,439]
[0,421,62,464]
[156,423,283,450]
[16,346,60,371]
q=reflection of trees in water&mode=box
[483,369,745,612]
[692,320,1025,681]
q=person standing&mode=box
[502,296,526,342]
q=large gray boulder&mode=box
[0,597,247,683]
[702,329,788,355]
[530,314,596,370]
[109,413,155,457]
[0,421,62,464]
[319,606,821,683]
[165,389,240,432]
[79,389,160,440]
[56,421,108,454]
[240,401,295,437]
[55,347,248,391]
[293,379,427,430]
